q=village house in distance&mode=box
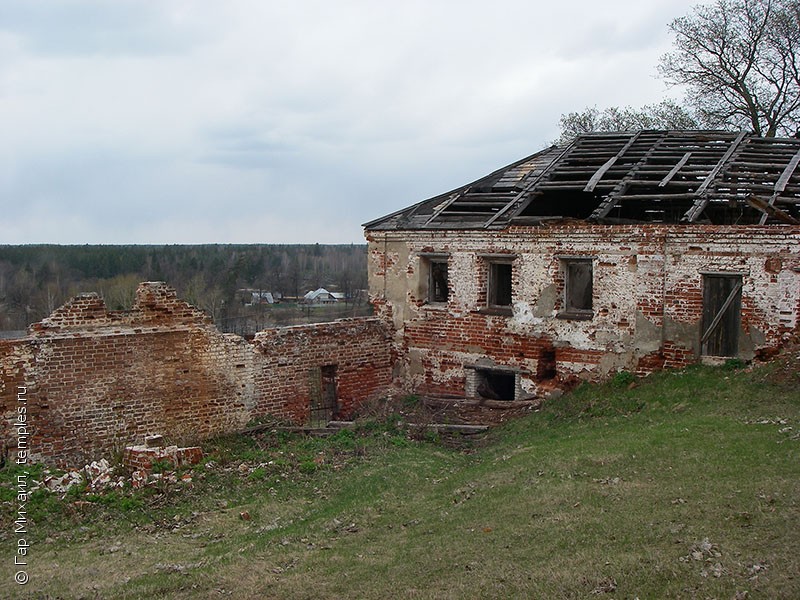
[364,130,800,402]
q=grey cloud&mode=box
[0,0,701,244]
[0,0,204,56]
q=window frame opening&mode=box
[428,259,450,303]
[558,257,594,319]
[487,261,513,309]
[419,253,450,305]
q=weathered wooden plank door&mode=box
[701,275,742,357]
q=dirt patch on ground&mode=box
[752,336,800,388]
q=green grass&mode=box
[1,360,798,599]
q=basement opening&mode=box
[475,369,516,401]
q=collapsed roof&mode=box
[364,130,800,230]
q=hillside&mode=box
[1,355,798,598]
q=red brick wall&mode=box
[1,283,394,468]
[1,283,255,467]
[252,318,393,422]
[367,224,800,398]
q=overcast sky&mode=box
[1,0,701,245]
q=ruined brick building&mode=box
[2,130,799,466]
[1,283,392,466]
[364,130,800,401]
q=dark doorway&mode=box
[309,365,338,425]
[701,275,742,357]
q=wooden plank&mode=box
[774,147,800,193]
[584,132,641,192]
[408,423,490,434]
[537,184,607,190]
[423,189,466,226]
[748,195,800,224]
[683,131,748,222]
[612,193,699,200]
[659,152,692,186]
[696,132,748,195]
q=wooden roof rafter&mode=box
[759,147,800,224]
[584,132,642,193]
[589,131,668,220]
[682,131,748,222]
[363,130,800,231]
[659,152,693,187]
[482,143,580,228]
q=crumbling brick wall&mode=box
[252,318,393,422]
[1,283,255,467]
[1,283,394,468]
[367,223,800,399]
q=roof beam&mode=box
[423,189,467,226]
[773,147,800,194]
[589,132,667,220]
[659,152,692,187]
[583,132,641,193]
[748,195,800,225]
[696,132,748,195]
[759,147,800,224]
[682,131,748,222]
[482,145,575,228]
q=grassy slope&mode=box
[1,359,798,599]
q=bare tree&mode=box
[557,100,701,145]
[659,0,800,137]
[182,273,225,322]
[100,274,140,310]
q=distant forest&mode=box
[0,245,368,333]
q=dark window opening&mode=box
[476,369,516,401]
[488,262,513,307]
[429,260,449,303]
[563,259,593,315]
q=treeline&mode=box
[0,244,368,331]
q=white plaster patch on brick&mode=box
[509,301,542,329]
[450,252,481,310]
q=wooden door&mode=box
[701,275,742,357]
